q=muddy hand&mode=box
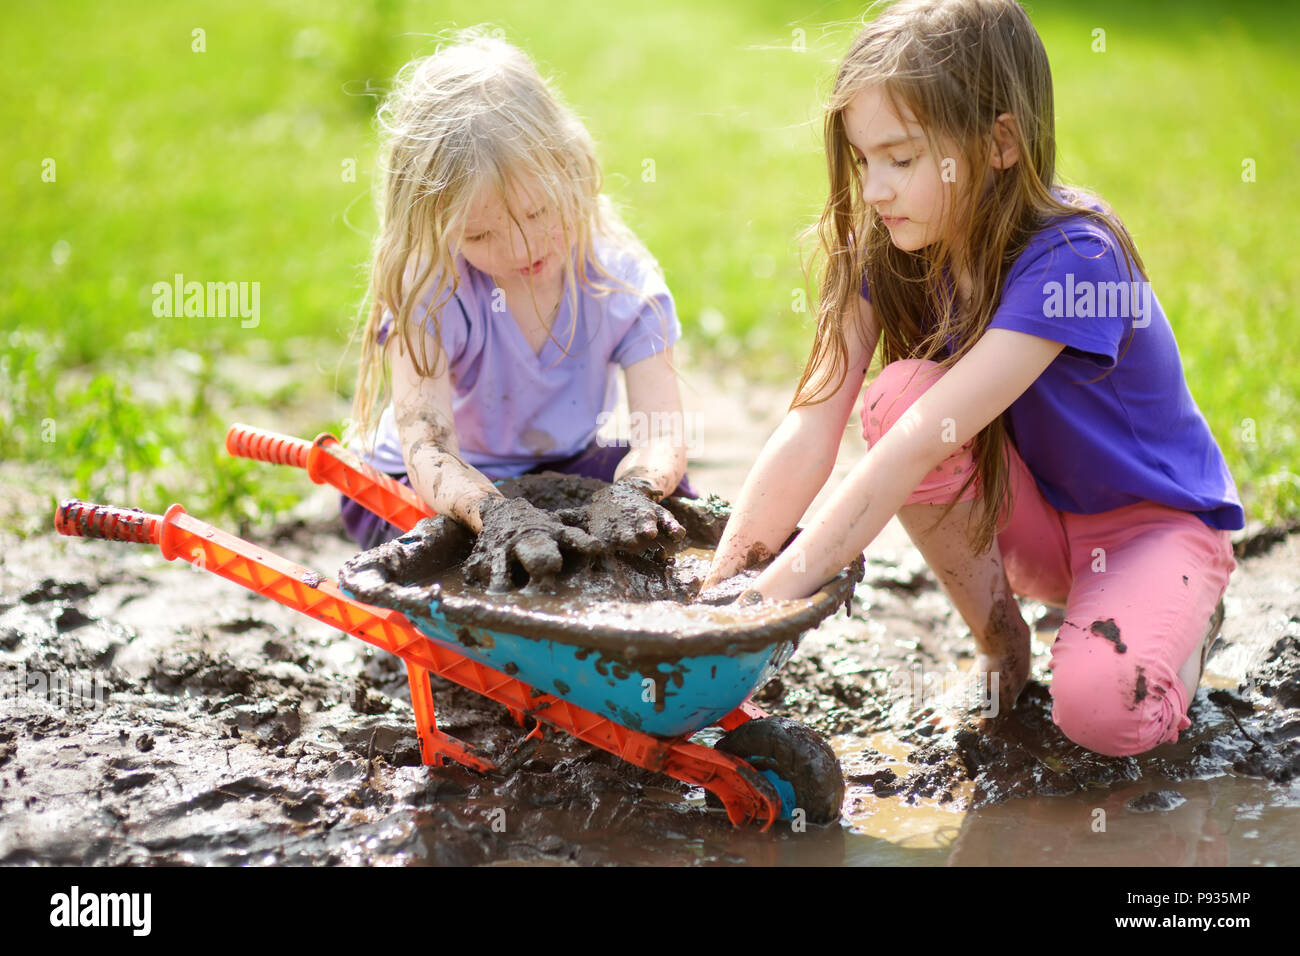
[559,477,686,556]
[462,496,600,592]
[974,651,1029,724]
[922,652,1029,736]
[696,582,765,607]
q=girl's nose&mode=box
[507,220,542,263]
[859,166,893,206]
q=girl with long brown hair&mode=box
[704,0,1242,757]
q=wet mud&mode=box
[338,474,860,661]
[1,486,1297,865]
[457,473,691,593]
[770,532,1300,862]
[363,473,722,606]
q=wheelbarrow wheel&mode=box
[709,717,845,825]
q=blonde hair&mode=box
[346,28,661,454]
[797,0,1149,552]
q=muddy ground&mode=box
[1,365,1297,866]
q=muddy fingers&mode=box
[974,651,1029,721]
[573,477,687,556]
[463,496,600,592]
[556,524,601,556]
[511,531,564,582]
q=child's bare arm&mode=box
[546,347,689,557]
[615,347,688,497]
[388,328,501,533]
[754,328,1066,600]
[702,298,879,590]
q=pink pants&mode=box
[861,360,1237,757]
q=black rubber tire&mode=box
[712,717,845,825]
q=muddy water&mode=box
[1,496,1296,865]
[779,540,1300,866]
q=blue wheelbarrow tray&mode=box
[337,476,863,738]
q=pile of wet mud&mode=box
[339,473,734,611]
[1,486,1297,865]
[338,473,860,651]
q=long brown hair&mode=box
[797,0,1148,552]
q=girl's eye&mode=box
[527,206,547,220]
[464,232,488,242]
[854,154,909,169]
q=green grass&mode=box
[2,0,1297,533]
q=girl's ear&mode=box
[989,112,1021,170]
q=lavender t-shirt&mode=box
[860,201,1244,530]
[358,241,681,477]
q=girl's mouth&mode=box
[882,216,908,227]
[518,257,548,276]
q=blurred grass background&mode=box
[2,0,1297,536]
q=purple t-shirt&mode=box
[358,240,681,477]
[860,199,1244,530]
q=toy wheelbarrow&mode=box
[54,423,859,830]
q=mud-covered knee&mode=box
[1051,701,1139,757]
[1050,667,1174,758]
[1055,697,1180,759]
[861,359,945,444]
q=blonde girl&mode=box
[341,30,691,589]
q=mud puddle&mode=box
[769,533,1300,865]
[1,485,1297,866]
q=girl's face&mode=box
[455,176,567,287]
[841,86,966,253]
